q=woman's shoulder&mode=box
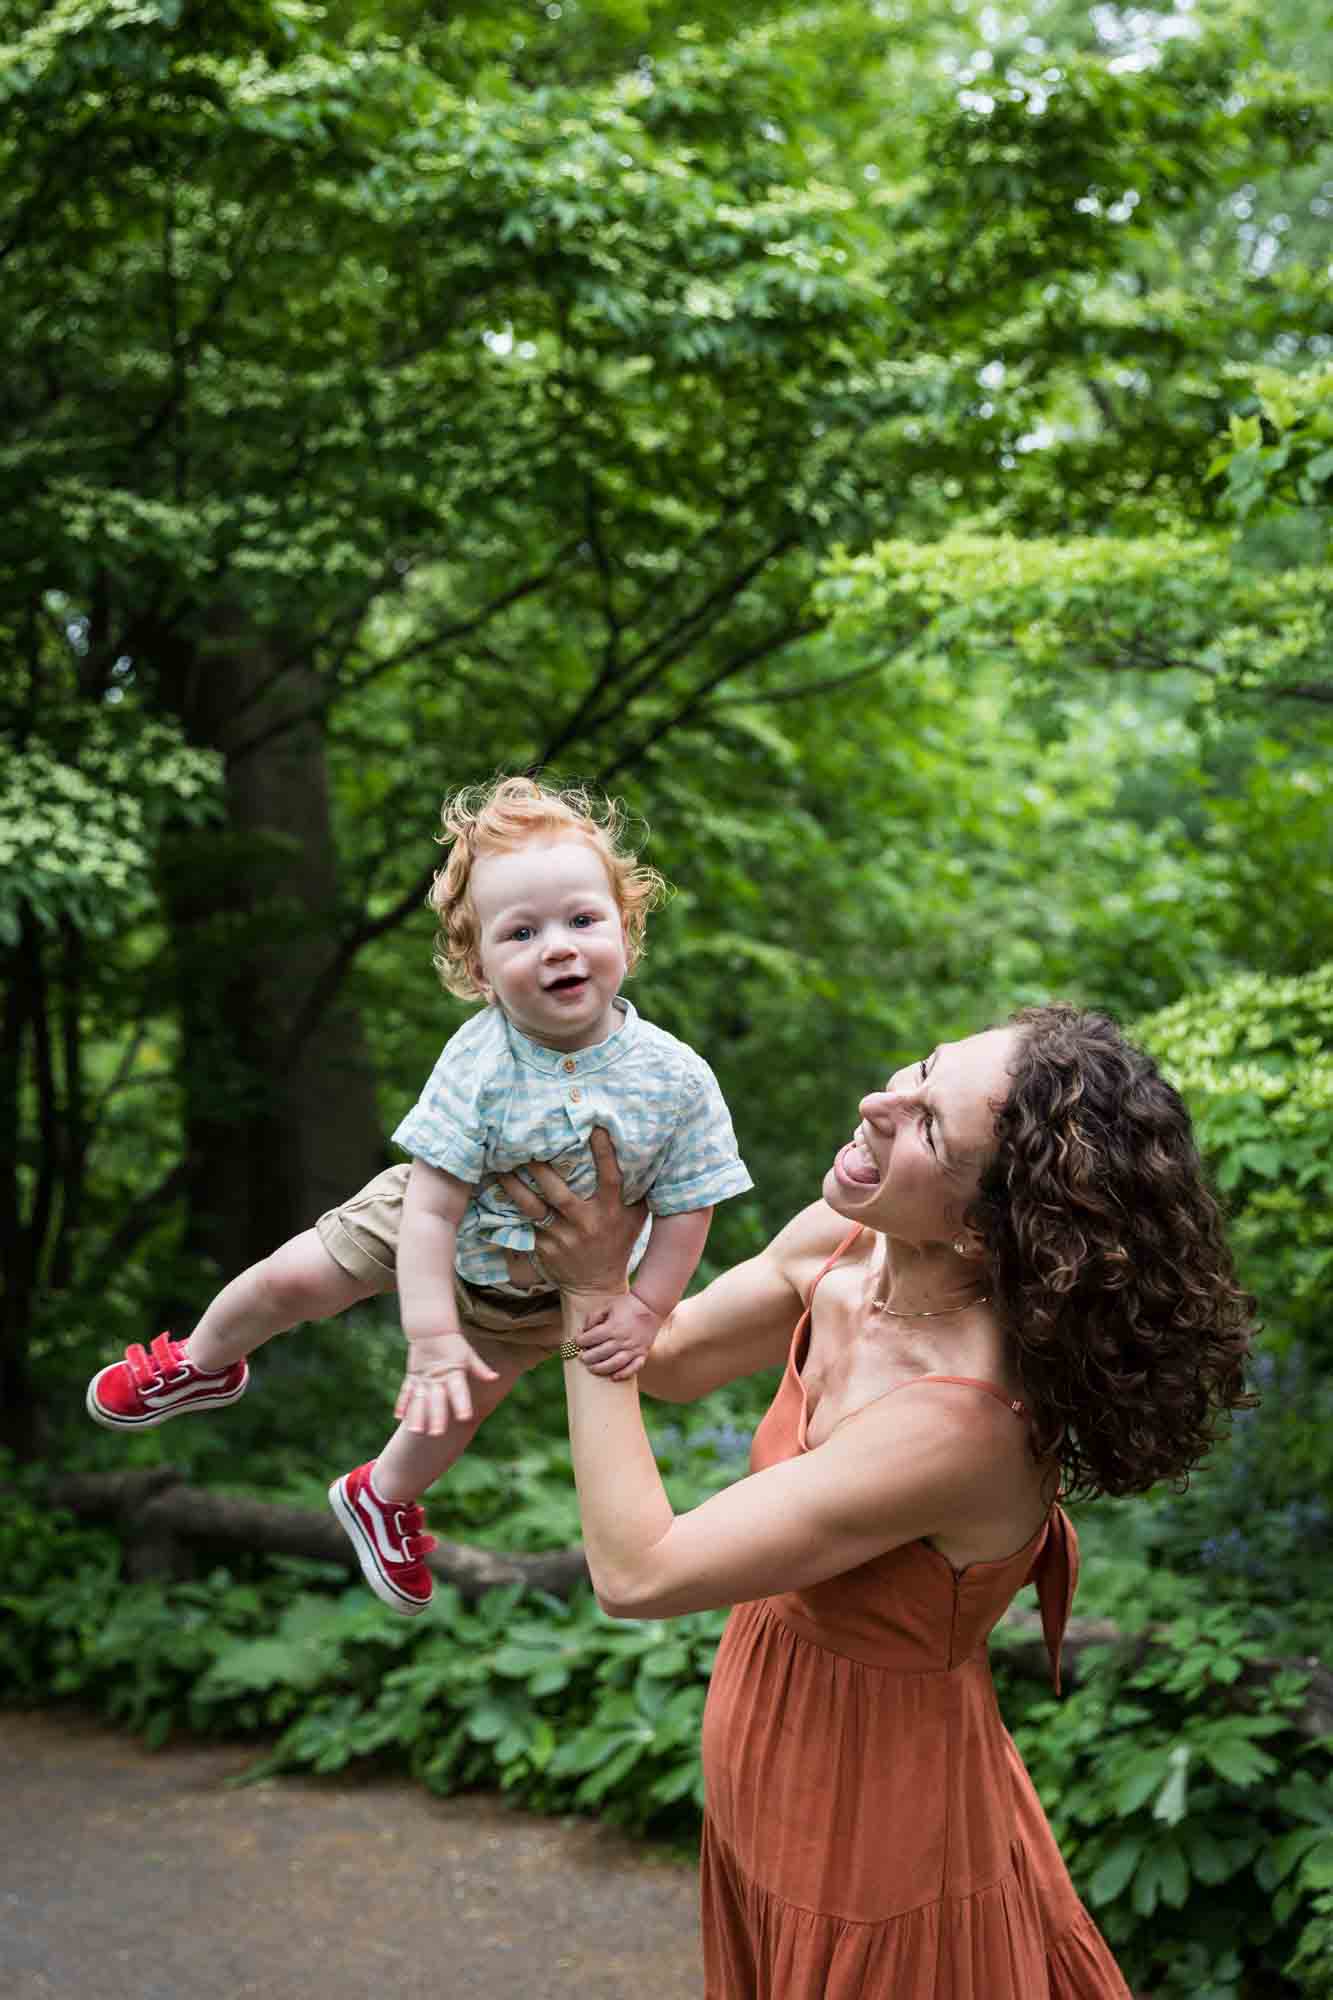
[768,1200,870,1294]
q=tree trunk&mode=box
[0,914,44,1458]
[158,619,384,1284]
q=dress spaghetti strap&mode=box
[803,1224,865,1308]
[903,1374,1029,1422]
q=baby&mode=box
[87,776,752,1613]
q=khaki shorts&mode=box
[316,1164,563,1347]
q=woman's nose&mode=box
[856,1080,920,1128]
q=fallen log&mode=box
[59,1468,1333,1739]
[60,1466,588,1600]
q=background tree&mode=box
[2,0,1329,1441]
[7,3,1333,1988]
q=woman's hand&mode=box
[497,1127,645,1295]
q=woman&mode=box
[502,1004,1255,1999]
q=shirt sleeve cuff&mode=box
[391,1120,485,1185]
[647,1162,755,1216]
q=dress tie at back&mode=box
[1025,1503,1079,1694]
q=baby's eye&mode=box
[570,912,599,928]
[509,925,534,941]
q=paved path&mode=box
[1,1710,702,2000]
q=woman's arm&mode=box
[501,1129,844,1402]
[635,1214,824,1402]
[560,1301,1010,1618]
[577,1205,715,1382]
[519,1137,1007,1618]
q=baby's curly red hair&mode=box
[428,775,667,1000]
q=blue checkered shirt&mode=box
[392,998,753,1289]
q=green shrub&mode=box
[1133,965,1333,1651]
[996,1602,1332,1998]
[6,1460,1332,1995]
[1137,962,1333,1362]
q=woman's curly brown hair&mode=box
[966,1004,1257,1502]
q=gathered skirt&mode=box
[699,1595,1132,2000]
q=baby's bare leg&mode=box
[184,1230,382,1372]
[372,1330,549,1502]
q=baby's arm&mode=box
[577,1206,713,1381]
[395,1158,498,1434]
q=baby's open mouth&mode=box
[546,975,587,993]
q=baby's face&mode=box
[470,836,628,1051]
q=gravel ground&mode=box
[1,1709,702,2000]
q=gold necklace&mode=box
[870,1292,990,1319]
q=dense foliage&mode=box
[4,0,1332,1994]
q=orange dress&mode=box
[699,1233,1132,1999]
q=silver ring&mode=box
[535,1207,556,1229]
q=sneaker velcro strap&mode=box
[149,1331,185,1381]
[125,1342,154,1390]
[395,1502,436,1563]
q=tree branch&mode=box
[219,545,583,770]
[339,546,581,690]
[584,477,623,677]
[700,653,897,707]
[594,616,826,784]
[81,1161,191,1294]
[1269,680,1333,705]
[274,862,440,1069]
[542,532,801,766]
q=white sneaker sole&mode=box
[328,1476,431,1617]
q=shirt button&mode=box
[562,1058,577,1074]
[570,1087,582,1103]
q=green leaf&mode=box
[1088,1835,1146,1907]
[1131,1838,1190,1916]
[464,1702,518,1744]
[1256,1826,1333,1891]
[1184,1827,1235,1886]
[1199,1738,1280,1788]
[1151,1745,1190,1827]
[1113,1751,1171,1816]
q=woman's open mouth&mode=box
[833,1139,881,1188]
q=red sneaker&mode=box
[328,1462,436,1616]
[86,1333,249,1430]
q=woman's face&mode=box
[822,1027,1018,1244]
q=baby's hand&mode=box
[395,1330,499,1436]
[575,1293,663,1381]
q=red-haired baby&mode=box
[87,776,751,1612]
